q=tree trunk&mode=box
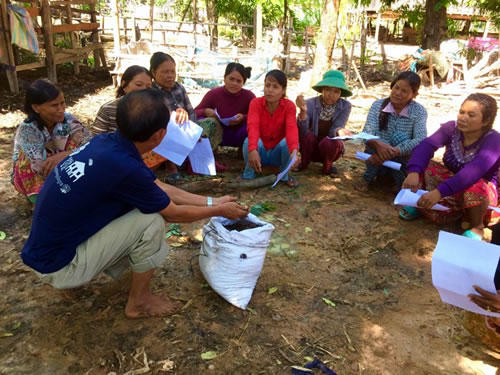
[422,0,447,50]
[311,0,341,85]
[281,0,288,71]
[149,0,154,42]
[206,0,218,50]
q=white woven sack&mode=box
[199,214,275,309]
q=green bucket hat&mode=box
[312,70,352,97]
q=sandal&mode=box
[399,206,420,221]
[463,230,482,241]
[292,358,337,375]
[282,175,299,188]
[485,317,500,336]
[328,166,338,178]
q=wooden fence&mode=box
[0,0,106,93]
[99,14,317,70]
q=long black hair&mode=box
[224,62,252,83]
[116,65,152,98]
[24,79,61,131]
[149,52,175,74]
[379,71,421,131]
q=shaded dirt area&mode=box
[0,68,499,374]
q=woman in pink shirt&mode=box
[242,70,300,187]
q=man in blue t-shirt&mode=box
[21,89,248,318]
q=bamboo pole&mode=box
[0,0,19,93]
[41,0,57,82]
[90,0,106,68]
[284,17,292,74]
[374,11,381,42]
[65,3,80,74]
[429,53,434,89]
[193,0,197,47]
[337,27,366,90]
[111,0,120,55]
[254,4,262,50]
[149,0,154,41]
[304,29,309,69]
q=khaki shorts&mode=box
[39,209,168,289]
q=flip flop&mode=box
[399,206,420,220]
[328,166,338,178]
[282,175,299,188]
[463,230,482,241]
[485,317,500,336]
[291,358,337,375]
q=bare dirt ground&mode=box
[0,66,499,375]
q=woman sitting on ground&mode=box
[90,65,165,169]
[296,70,352,177]
[194,62,256,169]
[12,79,91,203]
[242,69,300,187]
[400,93,499,240]
[357,71,428,192]
[150,52,199,181]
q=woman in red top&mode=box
[242,70,301,187]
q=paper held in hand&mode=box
[432,231,500,318]
[215,108,238,126]
[355,151,401,171]
[188,138,216,176]
[272,153,297,188]
[153,117,203,166]
[394,189,449,211]
[329,132,379,141]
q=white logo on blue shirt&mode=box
[64,161,85,182]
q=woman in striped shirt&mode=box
[356,71,428,192]
[91,65,166,169]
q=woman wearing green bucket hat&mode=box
[296,70,353,177]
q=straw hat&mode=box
[312,70,352,97]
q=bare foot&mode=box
[354,177,371,193]
[125,294,180,319]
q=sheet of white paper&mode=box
[153,118,203,166]
[489,206,500,213]
[394,189,449,211]
[432,231,500,317]
[188,138,216,176]
[215,108,238,126]
[272,154,297,188]
[355,151,401,171]
[330,132,380,141]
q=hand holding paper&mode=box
[272,153,297,188]
[153,117,203,166]
[215,108,238,126]
[330,132,380,141]
[432,231,500,318]
[394,189,449,211]
[355,151,401,171]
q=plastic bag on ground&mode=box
[199,214,275,309]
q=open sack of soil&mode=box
[199,213,275,309]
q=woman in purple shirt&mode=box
[401,93,499,240]
[195,63,256,169]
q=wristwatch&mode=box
[207,196,213,206]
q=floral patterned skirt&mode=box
[12,139,80,198]
[142,151,166,169]
[419,161,499,226]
